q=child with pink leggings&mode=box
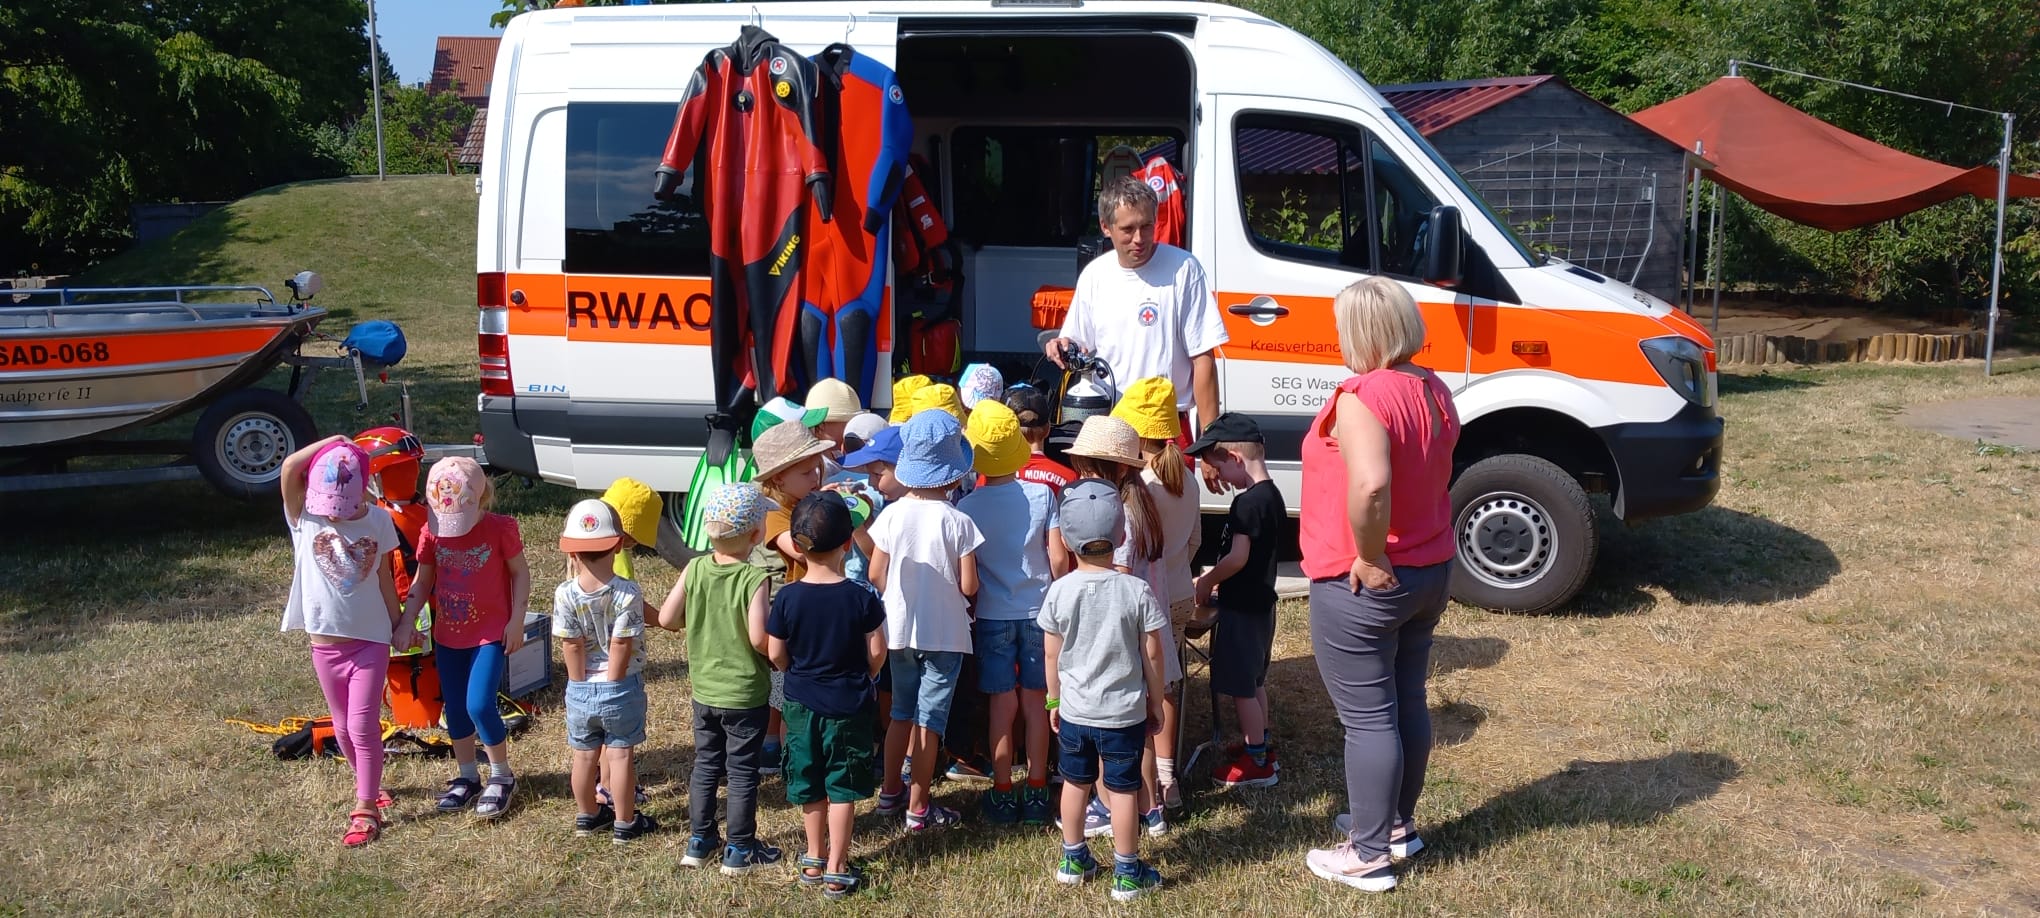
[281,436,418,847]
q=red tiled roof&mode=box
[1377,75,1553,135]
[430,36,500,105]
[458,107,488,167]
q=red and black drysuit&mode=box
[656,26,832,409]
[802,43,916,405]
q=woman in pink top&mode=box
[1296,277,1461,893]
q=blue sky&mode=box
[374,0,504,86]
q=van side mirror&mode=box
[1421,205,1463,288]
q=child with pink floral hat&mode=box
[403,457,532,819]
[280,435,413,847]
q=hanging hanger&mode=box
[843,12,857,44]
[749,5,763,29]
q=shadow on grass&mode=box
[0,479,282,654]
[1422,751,1741,869]
[1560,505,1839,617]
[1718,371,1821,396]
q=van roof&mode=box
[505,1,1393,113]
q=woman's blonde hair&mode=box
[1333,276,1428,373]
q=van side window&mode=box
[1368,138,1443,280]
[951,127,1183,247]
[1233,118,1372,271]
[564,102,710,277]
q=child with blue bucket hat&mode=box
[864,409,984,831]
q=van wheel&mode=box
[194,388,318,501]
[1448,454,1596,614]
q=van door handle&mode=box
[1228,296,1289,319]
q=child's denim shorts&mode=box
[887,649,964,736]
[565,673,647,750]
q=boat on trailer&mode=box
[0,276,349,498]
[0,285,325,450]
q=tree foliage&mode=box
[0,0,370,270]
[1242,0,2040,309]
[316,84,477,177]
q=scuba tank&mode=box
[1061,370,1115,423]
[1046,348,1116,464]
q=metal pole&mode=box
[1710,183,1724,338]
[367,0,386,180]
[1687,141,1704,312]
[1985,112,2013,377]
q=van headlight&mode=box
[1641,336,1713,408]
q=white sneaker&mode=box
[1333,814,1426,860]
[1306,842,1396,892]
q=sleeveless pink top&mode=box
[1298,369,1461,579]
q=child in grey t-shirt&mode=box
[1038,479,1167,902]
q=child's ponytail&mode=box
[1075,456,1162,563]
[1145,438,1186,498]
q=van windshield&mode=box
[1386,111,1543,266]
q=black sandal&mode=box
[823,866,864,900]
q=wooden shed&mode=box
[1379,76,1696,302]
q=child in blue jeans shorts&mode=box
[868,409,983,831]
[552,499,656,844]
[1040,480,1168,901]
[960,400,1069,824]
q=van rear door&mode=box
[541,11,898,489]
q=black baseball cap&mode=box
[1185,412,1265,456]
[791,491,854,553]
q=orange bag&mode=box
[385,653,445,730]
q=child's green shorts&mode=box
[783,697,878,805]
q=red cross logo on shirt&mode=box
[1138,304,1159,326]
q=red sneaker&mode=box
[1223,740,1281,771]
[1212,751,1279,788]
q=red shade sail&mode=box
[1633,76,2040,231]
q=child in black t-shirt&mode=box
[1187,413,1287,789]
[766,492,886,900]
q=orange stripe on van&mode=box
[499,273,892,350]
[1215,291,1706,389]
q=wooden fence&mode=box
[1714,331,1988,366]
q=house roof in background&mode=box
[1376,75,1554,135]
[430,36,500,104]
[458,108,489,166]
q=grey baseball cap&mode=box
[1059,478,1124,555]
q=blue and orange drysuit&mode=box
[803,43,915,404]
[656,26,833,408]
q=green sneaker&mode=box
[982,786,1021,825]
[1055,847,1099,884]
[1020,785,1053,825]
[1109,860,1163,902]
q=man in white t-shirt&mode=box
[1044,176,1230,491]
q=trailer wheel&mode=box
[1448,454,1597,614]
[194,388,318,501]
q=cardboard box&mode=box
[501,611,552,699]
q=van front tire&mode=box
[1448,454,1596,615]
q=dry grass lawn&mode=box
[3,179,2038,915]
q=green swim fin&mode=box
[679,413,746,551]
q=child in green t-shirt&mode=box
[655,482,782,876]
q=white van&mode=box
[474,0,1723,613]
